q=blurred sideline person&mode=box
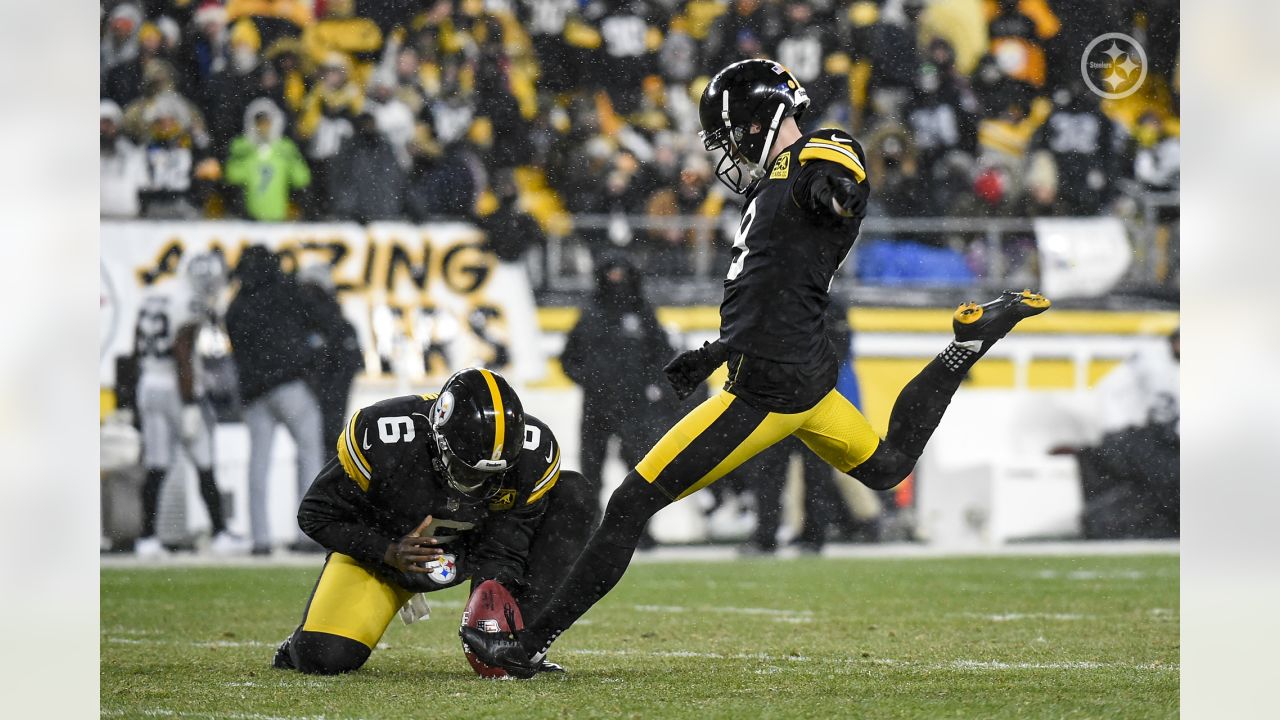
[560,255,673,545]
[226,245,325,555]
[1054,328,1180,538]
[463,59,1051,676]
[296,262,363,449]
[273,369,592,675]
[132,252,248,557]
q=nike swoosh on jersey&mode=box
[362,429,372,451]
[545,445,554,462]
[829,134,854,144]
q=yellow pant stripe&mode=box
[636,391,736,483]
[638,389,883,500]
[301,553,411,649]
[674,412,802,501]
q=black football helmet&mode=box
[699,58,810,194]
[429,367,525,498]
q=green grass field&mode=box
[101,553,1178,719]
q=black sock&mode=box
[521,471,669,657]
[883,343,977,460]
[197,468,227,534]
[141,468,166,538]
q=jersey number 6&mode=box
[377,416,416,443]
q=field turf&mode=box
[101,553,1178,719]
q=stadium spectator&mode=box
[480,170,547,265]
[1131,111,1180,191]
[101,100,150,219]
[916,0,990,76]
[586,0,664,114]
[902,44,979,186]
[297,54,365,217]
[704,0,779,75]
[847,0,920,127]
[560,254,673,537]
[121,59,209,144]
[327,111,407,222]
[657,19,699,86]
[102,2,143,79]
[1027,79,1118,215]
[205,18,273,157]
[301,0,384,89]
[862,124,929,218]
[259,38,309,117]
[985,0,1056,89]
[225,245,326,555]
[402,108,479,222]
[364,77,417,168]
[135,91,217,219]
[102,20,168,106]
[223,98,311,221]
[772,1,844,120]
[173,2,231,105]
[226,0,313,48]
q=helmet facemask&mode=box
[698,59,811,195]
[432,430,507,498]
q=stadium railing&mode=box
[541,207,1180,307]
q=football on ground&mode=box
[461,579,524,678]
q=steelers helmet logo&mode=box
[434,391,455,427]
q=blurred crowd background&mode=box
[100,0,1181,288]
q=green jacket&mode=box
[224,136,311,221]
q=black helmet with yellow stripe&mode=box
[699,58,810,195]
[429,367,525,498]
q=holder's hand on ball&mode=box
[385,515,443,574]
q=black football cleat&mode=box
[459,626,538,679]
[953,289,1050,347]
[535,659,567,675]
[271,636,295,671]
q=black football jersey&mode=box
[719,128,869,368]
[300,392,562,587]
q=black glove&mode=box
[824,174,866,218]
[663,340,728,400]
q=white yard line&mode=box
[99,539,1179,569]
[560,648,1178,672]
[960,612,1091,622]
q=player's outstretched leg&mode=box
[852,290,1050,490]
[460,470,671,675]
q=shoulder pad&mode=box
[797,129,867,182]
[335,395,435,491]
[518,414,561,506]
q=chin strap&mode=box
[756,102,786,174]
